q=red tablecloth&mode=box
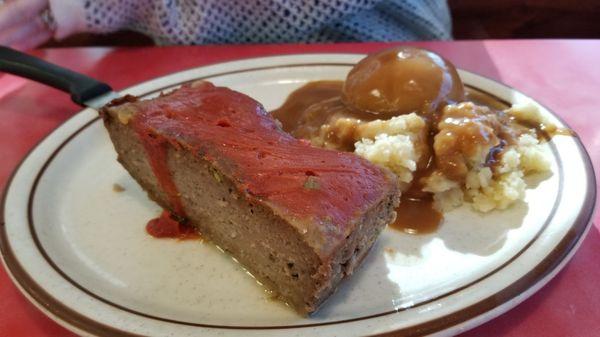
[0,40,598,336]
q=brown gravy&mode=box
[342,46,465,118]
[465,86,574,140]
[390,195,442,234]
[434,102,507,181]
[272,80,343,131]
[272,80,383,151]
[513,117,575,141]
[391,162,443,234]
[270,79,569,235]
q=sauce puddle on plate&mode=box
[146,210,201,240]
[390,195,442,235]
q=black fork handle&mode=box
[0,46,113,106]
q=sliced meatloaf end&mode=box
[100,81,400,314]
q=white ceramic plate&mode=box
[0,54,595,337]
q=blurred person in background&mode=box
[0,0,451,50]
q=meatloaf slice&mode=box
[100,81,400,314]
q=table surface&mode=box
[0,40,598,337]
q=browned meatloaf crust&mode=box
[100,81,400,314]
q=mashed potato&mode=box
[355,134,417,184]
[353,113,426,189]
[354,102,552,213]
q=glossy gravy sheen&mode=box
[390,162,442,234]
[272,81,380,151]
[272,80,534,235]
[390,195,441,234]
[272,81,344,130]
[465,87,574,140]
[342,47,464,117]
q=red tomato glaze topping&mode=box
[146,210,200,240]
[130,81,396,256]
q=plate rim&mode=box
[0,53,596,337]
